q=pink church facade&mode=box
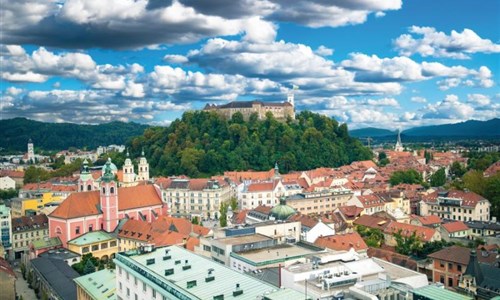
[48,162,166,247]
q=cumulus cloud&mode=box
[315,45,334,56]
[0,0,402,49]
[394,26,500,59]
[411,96,427,103]
[467,94,490,106]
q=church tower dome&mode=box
[137,148,150,181]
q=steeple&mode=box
[138,148,149,181]
[464,249,484,284]
[102,158,116,183]
[274,161,280,179]
[122,148,135,186]
[78,159,94,191]
[395,129,404,152]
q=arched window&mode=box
[102,187,106,194]
[80,185,84,191]
[140,167,143,172]
[110,187,115,194]
[87,185,92,191]
[55,227,62,235]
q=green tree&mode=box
[390,169,423,186]
[378,152,387,161]
[484,173,500,220]
[191,216,199,225]
[229,197,238,211]
[0,189,17,200]
[430,168,446,187]
[219,202,228,227]
[450,161,466,178]
[424,151,433,164]
[394,230,422,256]
[463,171,487,195]
[83,259,96,275]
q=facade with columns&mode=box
[50,160,165,247]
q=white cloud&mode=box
[375,11,386,18]
[315,45,334,56]
[122,81,145,98]
[467,94,490,106]
[423,94,475,119]
[394,26,500,59]
[364,97,400,107]
[163,55,189,64]
[411,96,427,103]
[6,87,23,96]
[437,78,461,91]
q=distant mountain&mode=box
[0,118,150,151]
[403,118,500,137]
[349,127,396,138]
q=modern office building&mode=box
[114,245,307,300]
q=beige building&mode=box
[67,231,118,261]
[286,188,353,215]
[11,214,49,260]
[157,177,233,220]
[204,100,295,121]
[420,190,491,222]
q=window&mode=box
[126,273,129,280]
[92,244,99,251]
[75,226,80,235]
[143,282,146,292]
[87,184,92,191]
[440,261,445,268]
[127,288,130,296]
[89,224,93,232]
[82,247,89,253]
[110,187,115,194]
[448,277,453,287]
[448,263,452,270]
[440,275,444,284]
[458,265,462,272]
[135,294,138,300]
[102,187,106,194]
[153,290,156,298]
[134,277,137,285]
[101,242,108,249]
[110,241,117,247]
[119,282,122,290]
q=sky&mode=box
[0,0,499,129]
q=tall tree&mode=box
[430,168,446,187]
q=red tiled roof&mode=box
[367,248,417,270]
[253,205,272,214]
[353,214,390,230]
[224,169,274,182]
[358,194,385,208]
[0,170,24,178]
[232,210,248,225]
[384,221,436,242]
[49,184,162,219]
[288,213,318,229]
[411,214,442,226]
[12,214,48,232]
[247,182,276,192]
[338,205,363,219]
[315,232,368,252]
[484,161,500,177]
[429,245,498,265]
[185,236,200,251]
[442,221,469,233]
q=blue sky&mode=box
[0,0,498,129]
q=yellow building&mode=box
[67,231,118,261]
[11,191,66,217]
[74,269,116,300]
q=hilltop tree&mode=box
[430,168,446,187]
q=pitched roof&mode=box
[442,221,469,233]
[288,213,318,229]
[314,232,368,252]
[484,161,500,177]
[353,214,390,230]
[30,257,79,300]
[337,205,364,219]
[411,214,442,226]
[357,194,386,208]
[0,170,24,178]
[49,184,162,219]
[12,214,48,232]
[428,245,471,265]
[384,222,436,242]
[367,247,417,271]
[247,182,276,192]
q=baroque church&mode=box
[78,150,150,192]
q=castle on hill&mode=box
[203,92,296,121]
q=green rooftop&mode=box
[68,231,115,246]
[74,269,116,300]
[413,285,472,300]
[32,237,62,250]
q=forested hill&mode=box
[0,118,149,151]
[403,118,500,137]
[130,111,372,177]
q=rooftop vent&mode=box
[187,280,197,289]
[146,258,155,265]
[163,255,171,261]
[206,268,215,282]
[213,295,224,300]
[233,283,243,297]
[165,268,174,276]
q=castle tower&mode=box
[27,139,35,163]
[122,150,136,186]
[137,149,149,181]
[100,158,119,232]
[287,85,298,107]
[78,159,95,192]
[395,129,404,152]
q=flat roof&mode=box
[231,244,319,265]
[413,285,472,300]
[115,246,305,300]
[215,233,272,245]
[39,247,80,260]
[74,269,116,300]
[68,230,115,246]
[32,237,62,249]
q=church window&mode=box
[87,185,92,191]
[89,224,93,232]
[80,185,84,191]
[110,187,115,194]
[102,187,106,194]
[140,167,143,172]
[76,226,80,234]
